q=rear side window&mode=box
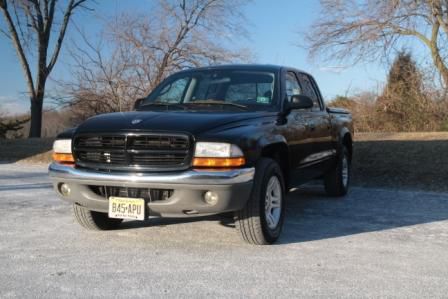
[298,73,321,111]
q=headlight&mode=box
[193,142,245,168]
[194,142,243,158]
[53,139,72,153]
[52,139,74,165]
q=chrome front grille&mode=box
[73,133,191,171]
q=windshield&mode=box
[141,69,278,111]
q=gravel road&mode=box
[0,163,447,298]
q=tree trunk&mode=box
[429,43,448,88]
[440,68,448,89]
[29,66,47,138]
[29,96,43,138]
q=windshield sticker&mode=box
[256,96,270,104]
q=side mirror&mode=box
[134,98,144,110]
[287,95,314,111]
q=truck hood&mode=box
[75,111,276,135]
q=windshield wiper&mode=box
[187,99,248,110]
[140,102,186,110]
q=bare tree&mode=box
[111,0,252,88]
[305,0,448,87]
[0,0,89,137]
[57,0,252,121]
[54,29,140,122]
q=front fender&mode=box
[338,127,351,144]
[257,134,287,149]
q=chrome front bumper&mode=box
[48,163,255,217]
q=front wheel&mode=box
[324,145,351,196]
[73,204,122,230]
[235,158,285,245]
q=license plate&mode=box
[108,197,145,220]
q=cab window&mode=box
[285,72,302,102]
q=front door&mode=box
[283,71,315,186]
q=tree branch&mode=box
[47,0,76,73]
[19,1,38,32]
[0,27,10,39]
[0,4,36,98]
[432,0,448,36]
[12,1,27,46]
[44,0,56,38]
[304,0,448,85]
[389,23,432,47]
[29,0,44,32]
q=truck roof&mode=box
[176,64,310,76]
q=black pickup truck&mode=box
[49,64,353,245]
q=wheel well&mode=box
[342,133,353,159]
[261,143,289,186]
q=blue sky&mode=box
[0,0,388,115]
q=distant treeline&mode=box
[2,52,447,138]
[329,52,448,132]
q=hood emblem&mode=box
[131,119,142,125]
[103,152,111,163]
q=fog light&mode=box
[204,191,219,205]
[59,183,71,196]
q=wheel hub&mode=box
[342,154,349,187]
[264,176,282,229]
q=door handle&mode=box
[305,122,316,131]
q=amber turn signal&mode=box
[192,157,245,168]
[52,152,75,165]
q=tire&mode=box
[324,145,351,196]
[235,158,285,245]
[73,204,122,230]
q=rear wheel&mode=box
[235,158,285,245]
[324,145,351,196]
[73,204,122,230]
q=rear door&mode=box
[296,72,335,176]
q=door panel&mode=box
[299,111,335,175]
[283,71,315,186]
[296,73,335,178]
[286,110,314,186]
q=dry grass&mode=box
[0,138,53,164]
[355,132,448,141]
[353,132,448,192]
[1,133,447,192]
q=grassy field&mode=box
[1,132,447,192]
[353,132,448,192]
[0,138,53,164]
